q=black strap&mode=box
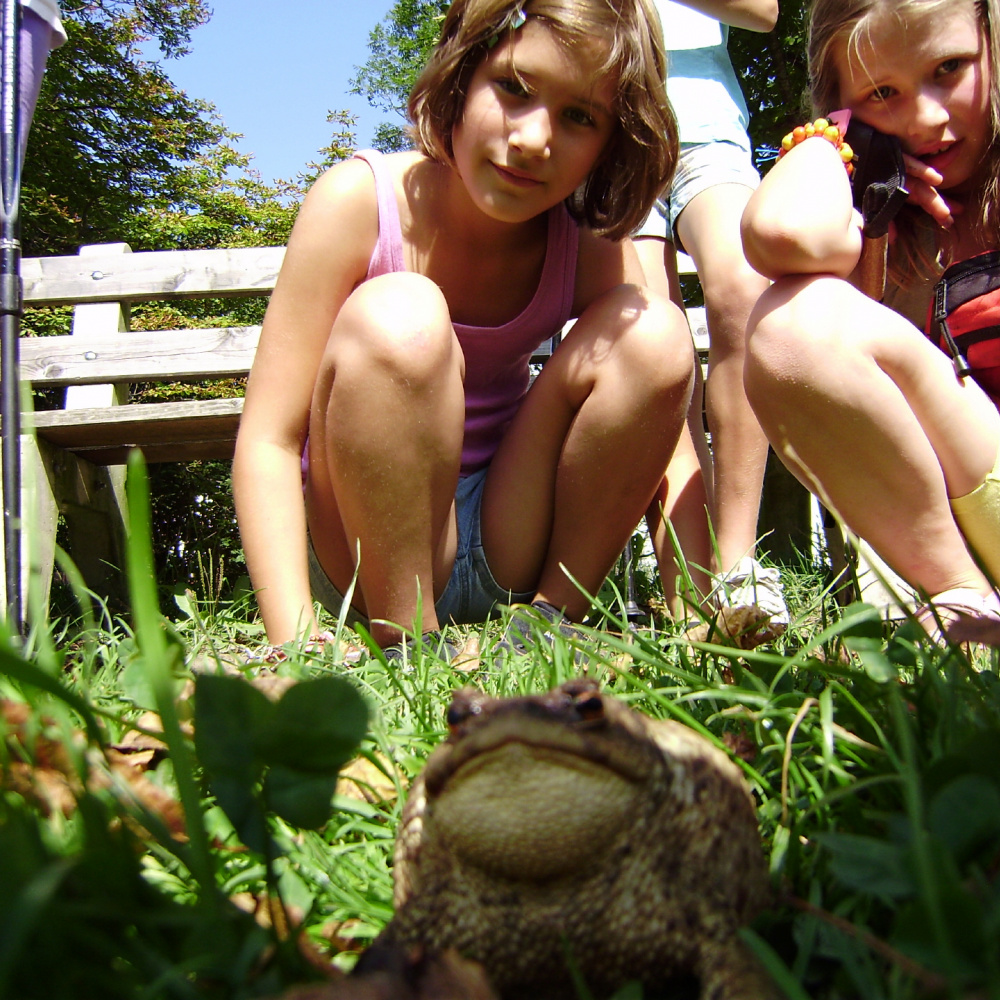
[934,276,973,379]
[844,118,910,239]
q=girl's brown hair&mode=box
[408,0,677,241]
[808,0,1000,286]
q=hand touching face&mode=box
[835,1,991,229]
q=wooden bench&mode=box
[3,241,809,618]
[5,242,285,609]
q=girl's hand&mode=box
[902,153,957,229]
[741,137,861,280]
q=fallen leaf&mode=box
[337,755,399,805]
[96,750,188,840]
[722,730,758,762]
[4,760,79,816]
[319,918,369,954]
[450,634,481,673]
[252,672,298,701]
[686,605,785,650]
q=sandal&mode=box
[381,630,461,666]
[916,588,1000,645]
[492,601,587,665]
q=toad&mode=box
[369,678,777,999]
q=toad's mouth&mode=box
[428,741,646,880]
[426,710,659,792]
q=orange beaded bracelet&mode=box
[777,116,855,177]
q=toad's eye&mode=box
[446,697,481,729]
[573,690,604,721]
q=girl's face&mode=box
[834,1,991,192]
[451,17,617,224]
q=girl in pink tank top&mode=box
[234,0,696,654]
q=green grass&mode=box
[1,457,999,998]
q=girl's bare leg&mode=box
[305,273,466,646]
[481,284,694,622]
[647,420,713,615]
[745,274,1000,597]
[676,183,772,576]
[634,236,712,612]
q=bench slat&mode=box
[23,246,285,306]
[27,398,243,464]
[18,326,261,385]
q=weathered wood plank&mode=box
[18,326,261,385]
[41,438,239,465]
[23,246,285,306]
[25,398,243,464]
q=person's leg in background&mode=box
[633,231,712,615]
[670,142,787,625]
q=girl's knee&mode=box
[599,285,695,384]
[338,273,457,379]
[746,276,841,380]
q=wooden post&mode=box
[36,244,131,609]
[757,448,812,565]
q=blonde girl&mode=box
[233,0,694,654]
[741,0,1000,636]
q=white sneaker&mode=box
[713,557,790,627]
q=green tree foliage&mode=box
[21,3,366,604]
[22,0,225,256]
[726,1,810,166]
[350,0,449,119]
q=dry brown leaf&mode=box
[685,605,785,650]
[722,730,759,763]
[252,672,299,702]
[4,760,79,816]
[337,755,398,805]
[318,918,369,955]
[111,722,168,766]
[2,700,31,728]
[96,750,189,839]
[114,727,168,753]
[1,701,84,815]
[449,634,481,673]
[230,892,258,915]
[130,709,194,740]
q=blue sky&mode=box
[146,0,401,187]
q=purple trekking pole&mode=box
[0,0,22,629]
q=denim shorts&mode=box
[634,140,761,242]
[307,466,534,629]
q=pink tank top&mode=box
[357,149,579,475]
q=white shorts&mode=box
[634,140,761,244]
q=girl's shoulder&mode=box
[283,157,386,284]
[306,150,438,222]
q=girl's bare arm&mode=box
[232,159,377,643]
[740,137,863,280]
[669,0,778,32]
